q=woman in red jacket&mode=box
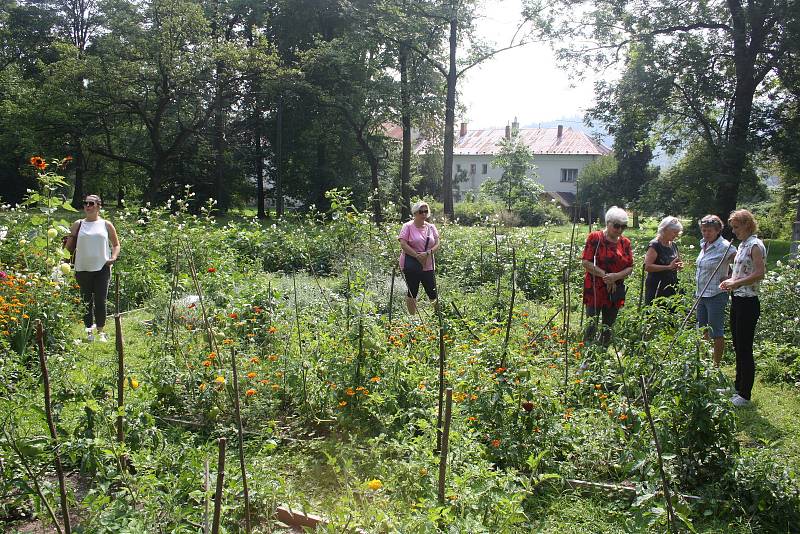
[581,206,634,346]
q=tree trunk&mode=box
[71,146,84,209]
[255,126,266,219]
[212,60,228,212]
[441,15,458,220]
[275,97,284,217]
[354,128,383,223]
[400,41,412,221]
[116,160,125,208]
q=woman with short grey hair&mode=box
[581,206,634,345]
[644,216,684,305]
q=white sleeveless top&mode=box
[74,219,111,272]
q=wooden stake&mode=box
[36,322,71,534]
[437,388,453,505]
[435,305,446,453]
[230,349,251,533]
[114,311,126,469]
[500,248,516,369]
[388,264,396,326]
[203,458,210,534]
[211,437,227,534]
[639,376,677,533]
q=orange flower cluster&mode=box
[29,156,46,170]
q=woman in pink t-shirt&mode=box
[398,201,441,314]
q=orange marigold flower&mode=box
[494,367,506,374]
[222,338,233,345]
[202,360,212,367]
[267,354,278,362]
[245,388,256,397]
[250,356,260,364]
[199,383,207,391]
[268,326,277,334]
[619,414,628,421]
[229,312,238,319]
[490,439,501,448]
[207,267,217,273]
[345,387,355,396]
[338,401,347,407]
[208,352,217,359]
[370,376,381,383]
[259,379,270,385]
[246,372,256,379]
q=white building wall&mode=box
[452,153,601,200]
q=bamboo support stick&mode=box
[388,264,396,326]
[500,248,516,369]
[435,305,446,453]
[639,376,677,534]
[3,426,62,534]
[114,311,126,469]
[203,458,210,534]
[230,348,251,533]
[211,437,227,534]
[36,322,71,534]
[437,388,453,505]
[450,301,480,341]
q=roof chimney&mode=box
[512,116,519,136]
[505,123,511,139]
[460,122,467,137]
[557,124,563,139]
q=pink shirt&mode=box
[398,221,439,271]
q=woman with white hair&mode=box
[581,206,634,345]
[398,201,440,315]
[644,216,684,305]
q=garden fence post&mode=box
[211,437,227,534]
[36,321,71,534]
[435,304,447,453]
[437,388,453,505]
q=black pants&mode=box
[403,269,437,300]
[731,295,759,400]
[75,265,111,329]
[584,306,619,346]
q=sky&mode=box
[460,0,607,130]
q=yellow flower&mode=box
[214,376,225,384]
[129,378,140,389]
[366,479,383,491]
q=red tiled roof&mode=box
[413,126,610,156]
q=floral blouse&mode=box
[581,230,633,309]
[731,235,766,297]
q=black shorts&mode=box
[404,269,437,300]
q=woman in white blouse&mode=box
[68,195,121,342]
[719,209,766,407]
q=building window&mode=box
[470,163,477,175]
[482,164,488,174]
[561,169,578,183]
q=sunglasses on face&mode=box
[83,201,97,207]
[612,223,627,230]
[418,209,428,214]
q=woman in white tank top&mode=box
[69,195,121,342]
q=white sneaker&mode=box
[86,328,94,342]
[731,394,751,407]
[716,387,732,394]
[98,332,108,342]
